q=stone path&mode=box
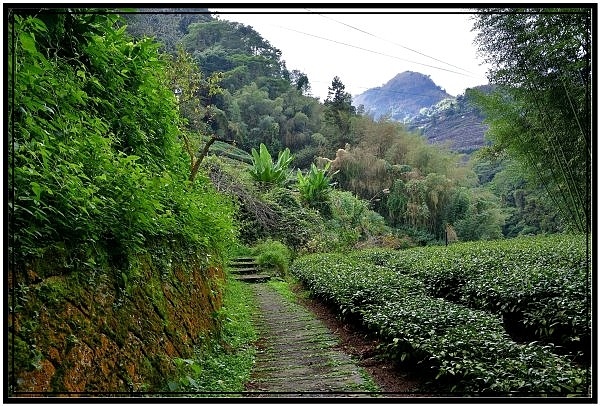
[244,282,376,397]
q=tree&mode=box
[323,76,356,147]
[290,69,311,95]
[123,8,212,53]
[454,189,505,241]
[472,8,592,233]
[166,46,233,183]
[234,83,281,151]
[182,20,289,95]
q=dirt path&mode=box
[244,283,375,397]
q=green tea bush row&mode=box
[291,253,589,394]
[351,234,590,352]
[354,234,587,299]
[364,300,588,394]
[291,254,423,318]
[461,264,590,352]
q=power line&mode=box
[277,25,475,78]
[306,10,476,75]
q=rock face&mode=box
[353,71,452,122]
[9,246,224,393]
[405,88,491,153]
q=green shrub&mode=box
[9,12,237,275]
[296,162,336,212]
[252,239,292,277]
[249,143,293,186]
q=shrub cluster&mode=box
[291,235,590,394]
[10,13,236,276]
[252,239,292,277]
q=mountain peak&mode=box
[388,70,433,83]
[353,71,452,121]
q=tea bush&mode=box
[363,299,588,394]
[460,264,590,352]
[291,246,590,394]
[292,254,423,318]
[356,234,590,352]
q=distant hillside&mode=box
[406,85,493,153]
[353,71,452,122]
[354,72,491,153]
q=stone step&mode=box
[230,260,258,266]
[229,257,259,269]
[235,274,271,283]
[233,256,256,262]
[230,267,258,275]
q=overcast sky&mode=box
[210,8,491,102]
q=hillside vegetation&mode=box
[9,10,235,392]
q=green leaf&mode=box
[28,17,47,32]
[30,181,42,201]
[20,32,37,54]
[122,155,140,164]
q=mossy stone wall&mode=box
[9,249,224,393]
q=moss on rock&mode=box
[9,242,225,393]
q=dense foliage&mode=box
[123,8,213,53]
[472,8,591,233]
[470,151,565,236]
[9,11,236,277]
[326,116,504,242]
[291,234,590,394]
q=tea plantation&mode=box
[291,234,591,394]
